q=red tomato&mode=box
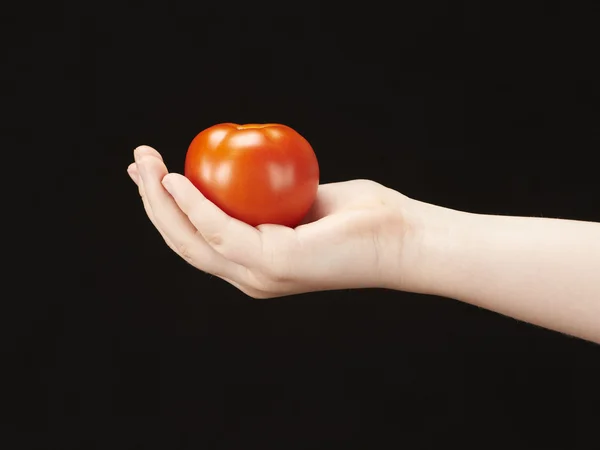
[184,123,320,227]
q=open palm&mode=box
[128,146,408,298]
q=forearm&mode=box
[403,201,600,343]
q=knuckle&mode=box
[206,232,224,247]
[244,268,286,295]
[261,263,291,285]
[351,179,376,189]
[205,214,233,248]
[195,230,233,261]
[262,253,293,285]
[177,242,194,262]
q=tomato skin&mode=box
[184,123,320,227]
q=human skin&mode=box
[128,145,600,344]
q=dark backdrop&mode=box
[10,1,600,449]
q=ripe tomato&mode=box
[184,123,320,228]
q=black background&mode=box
[8,1,600,449]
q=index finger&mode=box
[161,173,264,268]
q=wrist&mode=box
[385,193,474,296]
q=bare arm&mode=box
[128,149,598,343]
[402,201,600,343]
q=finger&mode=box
[161,173,263,267]
[134,144,164,161]
[127,163,139,185]
[136,151,244,280]
[131,158,199,268]
[130,152,251,291]
[131,159,179,254]
[132,159,160,230]
[130,154,158,226]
